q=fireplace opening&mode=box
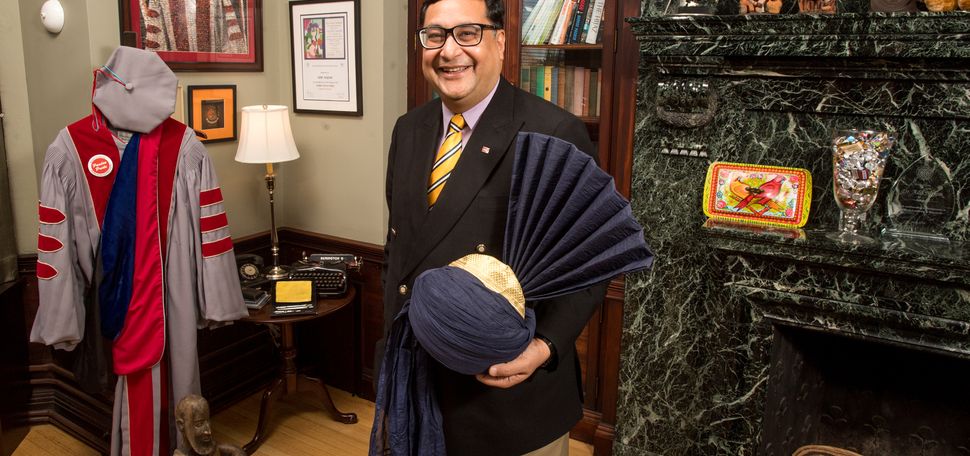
[759,325,970,456]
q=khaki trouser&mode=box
[522,433,570,456]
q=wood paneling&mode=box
[1,280,32,455]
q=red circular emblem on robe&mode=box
[87,154,113,177]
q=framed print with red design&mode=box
[119,0,263,72]
[703,162,813,228]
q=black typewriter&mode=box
[288,252,361,297]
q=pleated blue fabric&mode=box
[411,266,537,375]
[99,134,141,340]
[370,132,654,456]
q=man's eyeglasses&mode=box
[417,23,502,50]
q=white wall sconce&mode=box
[40,0,65,34]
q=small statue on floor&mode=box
[174,394,247,456]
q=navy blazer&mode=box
[381,78,607,455]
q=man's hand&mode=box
[475,338,551,389]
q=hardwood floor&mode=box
[10,387,594,455]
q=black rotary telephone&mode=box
[235,253,266,286]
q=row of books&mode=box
[521,0,607,45]
[520,65,601,118]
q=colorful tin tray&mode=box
[703,162,812,228]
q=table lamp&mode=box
[235,105,300,280]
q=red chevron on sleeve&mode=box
[201,236,233,258]
[200,188,224,208]
[38,233,64,253]
[200,212,229,234]
[39,204,66,224]
[37,261,58,280]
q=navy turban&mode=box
[410,265,536,376]
[370,132,654,456]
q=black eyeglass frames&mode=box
[416,23,502,50]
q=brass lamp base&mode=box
[264,265,290,281]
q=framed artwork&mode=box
[289,0,363,115]
[119,0,263,72]
[187,85,236,143]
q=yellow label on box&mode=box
[703,162,812,228]
[275,280,314,303]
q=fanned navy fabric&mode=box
[370,132,654,456]
[99,134,141,340]
[506,133,653,297]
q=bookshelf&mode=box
[406,0,642,454]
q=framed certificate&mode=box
[289,0,363,115]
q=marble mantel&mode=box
[619,7,970,456]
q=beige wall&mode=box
[0,0,406,254]
[0,0,36,255]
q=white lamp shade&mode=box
[235,105,300,164]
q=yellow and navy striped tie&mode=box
[428,113,466,207]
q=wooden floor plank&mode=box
[11,387,594,455]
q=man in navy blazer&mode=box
[380,0,607,453]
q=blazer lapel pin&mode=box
[481,146,490,154]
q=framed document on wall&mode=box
[289,0,363,115]
[120,0,263,72]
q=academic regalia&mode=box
[30,46,247,456]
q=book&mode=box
[584,0,606,44]
[582,68,591,116]
[564,65,574,111]
[579,0,595,42]
[521,0,548,42]
[241,286,270,310]
[520,66,531,93]
[525,0,552,44]
[568,0,588,44]
[549,0,576,45]
[571,66,585,116]
[522,0,551,44]
[543,65,553,101]
[535,65,544,99]
[557,64,567,109]
[536,0,564,44]
[551,66,559,105]
[589,69,599,116]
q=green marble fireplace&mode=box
[620,4,970,455]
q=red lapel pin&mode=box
[481,146,490,154]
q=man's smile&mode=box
[438,65,471,75]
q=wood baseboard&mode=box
[26,364,112,453]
